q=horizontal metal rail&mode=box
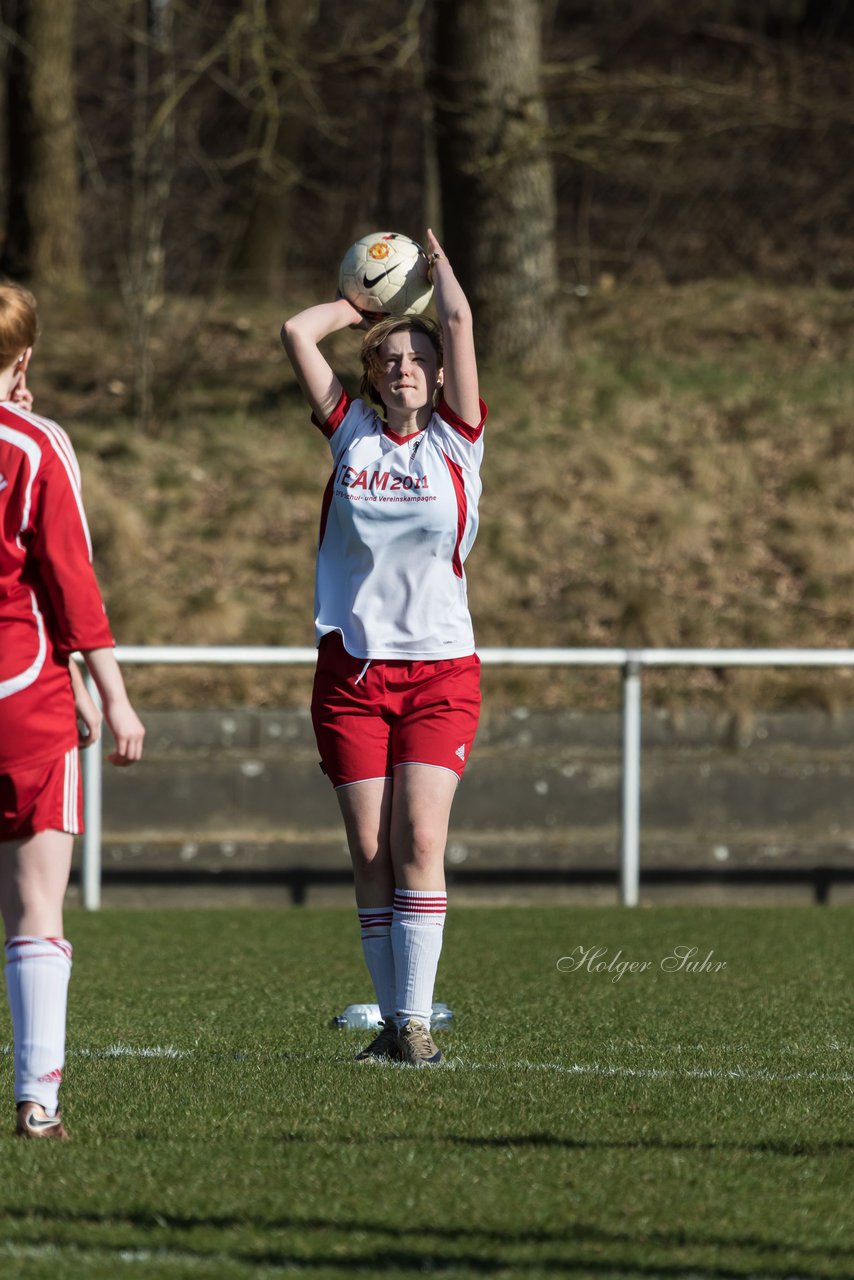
[79,646,854,910]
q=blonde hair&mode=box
[0,281,39,368]
[359,315,443,410]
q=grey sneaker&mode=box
[16,1101,70,1140]
[397,1017,443,1067]
[355,1017,401,1062]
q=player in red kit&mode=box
[0,282,145,1138]
[282,230,485,1066]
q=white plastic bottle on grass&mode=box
[331,1003,382,1030]
[332,1002,453,1029]
[430,1003,453,1028]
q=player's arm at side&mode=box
[29,439,144,767]
[425,229,481,429]
[69,658,102,749]
[280,298,364,424]
[80,648,145,767]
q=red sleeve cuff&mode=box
[57,623,115,658]
[312,390,352,439]
[436,396,487,442]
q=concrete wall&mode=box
[84,708,854,903]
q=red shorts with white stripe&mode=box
[311,632,481,789]
[0,748,82,841]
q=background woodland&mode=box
[0,1,852,711]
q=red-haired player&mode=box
[0,282,145,1138]
[282,230,485,1066]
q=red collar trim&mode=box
[383,424,426,446]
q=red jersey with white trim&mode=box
[0,401,114,769]
[314,392,486,660]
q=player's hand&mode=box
[335,290,384,330]
[69,660,102,749]
[10,366,33,412]
[76,701,103,750]
[103,697,146,767]
[424,228,447,275]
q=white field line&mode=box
[0,1243,282,1273]
[463,1059,854,1084]
[1,1043,852,1083]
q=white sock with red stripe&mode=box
[4,936,72,1115]
[391,888,447,1026]
[357,906,395,1021]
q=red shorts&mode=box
[311,633,481,789]
[0,748,82,842]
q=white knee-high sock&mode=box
[5,936,73,1114]
[391,889,447,1026]
[357,907,395,1021]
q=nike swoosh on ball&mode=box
[363,272,390,288]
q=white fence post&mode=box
[620,656,643,907]
[80,668,103,911]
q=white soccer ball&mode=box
[338,231,433,316]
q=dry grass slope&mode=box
[32,281,853,711]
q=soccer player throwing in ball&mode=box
[281,230,485,1065]
[0,283,145,1137]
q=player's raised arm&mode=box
[280,298,364,425]
[424,229,481,429]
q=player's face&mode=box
[374,332,440,412]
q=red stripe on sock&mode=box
[393,897,447,907]
[5,937,72,963]
[394,901,447,909]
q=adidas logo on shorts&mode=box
[455,744,466,761]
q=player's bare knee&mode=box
[394,826,446,874]
[347,841,391,878]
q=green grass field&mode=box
[1,906,851,1279]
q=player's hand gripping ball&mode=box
[338,232,433,316]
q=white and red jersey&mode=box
[0,401,114,770]
[313,392,486,660]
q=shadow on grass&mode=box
[447,1132,854,1159]
[273,1129,853,1160]
[1,1206,851,1278]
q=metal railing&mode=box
[79,646,854,910]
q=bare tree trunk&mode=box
[119,0,176,433]
[2,0,83,288]
[2,4,31,276]
[231,0,313,295]
[431,0,559,365]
